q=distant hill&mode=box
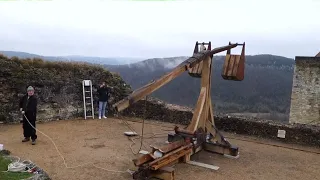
[106,54,295,122]
[0,51,142,65]
[0,50,296,122]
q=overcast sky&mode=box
[0,0,319,60]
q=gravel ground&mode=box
[0,118,319,180]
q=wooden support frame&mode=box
[114,41,245,180]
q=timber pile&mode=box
[121,98,320,147]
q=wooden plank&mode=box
[151,166,175,180]
[232,55,241,76]
[201,56,212,129]
[203,142,238,157]
[133,154,154,166]
[236,54,245,81]
[182,152,191,163]
[227,55,235,76]
[149,143,192,167]
[186,161,220,171]
[151,149,192,170]
[149,145,192,166]
[150,140,185,154]
[186,87,207,132]
[222,54,230,76]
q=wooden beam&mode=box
[150,139,186,154]
[114,65,186,112]
[203,141,239,157]
[201,56,212,130]
[186,87,207,132]
[151,166,175,180]
[186,161,220,171]
[149,144,192,167]
[113,43,241,112]
[133,154,154,166]
[151,149,192,170]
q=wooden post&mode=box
[187,54,213,133]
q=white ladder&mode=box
[82,80,94,119]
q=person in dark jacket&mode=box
[97,82,113,119]
[19,86,38,145]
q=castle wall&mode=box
[289,56,320,125]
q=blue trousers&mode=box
[98,101,108,117]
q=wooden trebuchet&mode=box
[113,41,246,180]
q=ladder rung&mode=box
[85,97,91,99]
[86,116,93,117]
[86,103,91,105]
[85,91,91,92]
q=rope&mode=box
[4,159,36,173]
[118,95,173,155]
[22,114,128,173]
[1,156,37,173]
[128,96,147,155]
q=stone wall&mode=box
[289,56,320,125]
[121,98,320,147]
[0,55,131,123]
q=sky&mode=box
[0,0,319,61]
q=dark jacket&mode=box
[97,86,111,102]
[19,94,37,115]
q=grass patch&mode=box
[0,155,33,180]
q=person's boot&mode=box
[22,137,30,142]
[31,139,36,145]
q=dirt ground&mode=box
[0,118,319,180]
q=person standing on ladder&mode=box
[97,81,113,119]
[19,86,38,145]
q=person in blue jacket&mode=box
[97,82,113,119]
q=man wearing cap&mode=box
[19,86,38,145]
